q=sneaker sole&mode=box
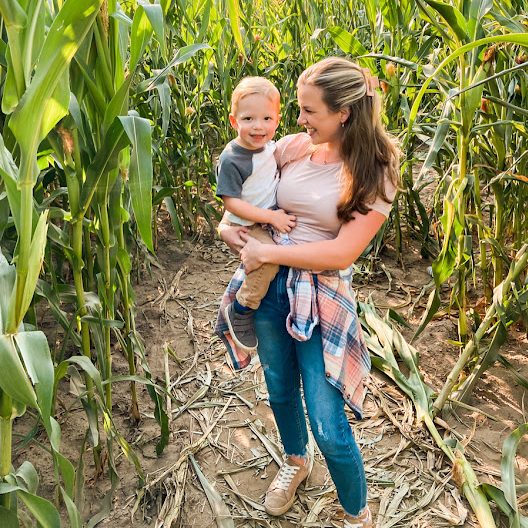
[264,493,298,517]
[224,305,258,352]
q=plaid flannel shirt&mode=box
[215,265,370,419]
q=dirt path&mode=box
[14,223,527,527]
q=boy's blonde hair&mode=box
[231,77,280,115]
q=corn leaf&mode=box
[119,115,153,252]
[226,0,245,58]
[0,251,16,334]
[328,26,368,57]
[422,0,468,42]
[15,460,38,494]
[14,211,48,327]
[406,34,528,144]
[0,506,19,527]
[9,0,103,156]
[17,489,60,528]
[190,455,235,528]
[130,3,155,72]
[0,335,37,408]
[79,117,130,214]
[60,486,82,528]
[502,423,528,524]
[0,134,22,233]
[0,0,27,113]
[15,331,55,447]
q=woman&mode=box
[216,57,399,528]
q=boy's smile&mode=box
[229,93,280,150]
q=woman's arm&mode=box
[240,209,386,272]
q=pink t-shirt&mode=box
[275,133,396,245]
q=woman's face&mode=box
[296,82,348,145]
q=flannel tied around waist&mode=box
[215,265,371,419]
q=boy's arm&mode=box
[223,196,275,224]
[223,196,296,232]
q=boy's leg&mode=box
[225,225,279,352]
[236,225,279,310]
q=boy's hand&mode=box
[268,209,296,233]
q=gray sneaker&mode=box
[224,302,258,351]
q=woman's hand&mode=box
[218,224,249,254]
[239,235,266,273]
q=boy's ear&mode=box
[229,113,238,130]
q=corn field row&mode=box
[0,0,526,526]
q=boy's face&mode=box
[229,93,280,150]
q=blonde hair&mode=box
[231,77,280,115]
[298,57,400,221]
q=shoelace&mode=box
[274,463,300,490]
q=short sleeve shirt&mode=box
[216,140,279,226]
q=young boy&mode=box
[216,77,296,352]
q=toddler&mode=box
[216,77,296,351]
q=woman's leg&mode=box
[254,268,308,456]
[297,325,367,516]
[255,268,312,516]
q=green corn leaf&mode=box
[357,53,418,70]
[462,62,489,125]
[412,288,441,342]
[14,331,55,445]
[0,251,16,334]
[80,117,129,214]
[328,26,368,57]
[60,486,82,528]
[422,0,468,42]
[135,43,210,94]
[0,0,27,113]
[55,449,76,495]
[119,115,153,252]
[15,460,38,495]
[141,2,165,56]
[155,80,171,139]
[502,423,528,519]
[481,483,515,518]
[9,0,103,157]
[0,505,19,527]
[0,334,37,408]
[12,211,48,328]
[0,134,22,234]
[102,76,132,132]
[226,0,245,58]
[467,0,493,41]
[130,4,155,72]
[67,356,104,398]
[17,489,61,528]
[406,34,528,145]
[413,100,454,190]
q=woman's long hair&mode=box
[298,57,400,221]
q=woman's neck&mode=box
[313,142,342,165]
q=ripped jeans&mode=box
[255,266,367,516]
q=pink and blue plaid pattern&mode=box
[215,266,370,419]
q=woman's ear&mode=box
[340,107,351,125]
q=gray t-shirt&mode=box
[216,140,279,226]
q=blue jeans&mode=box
[255,266,367,516]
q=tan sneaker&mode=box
[264,456,311,516]
[343,507,373,528]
